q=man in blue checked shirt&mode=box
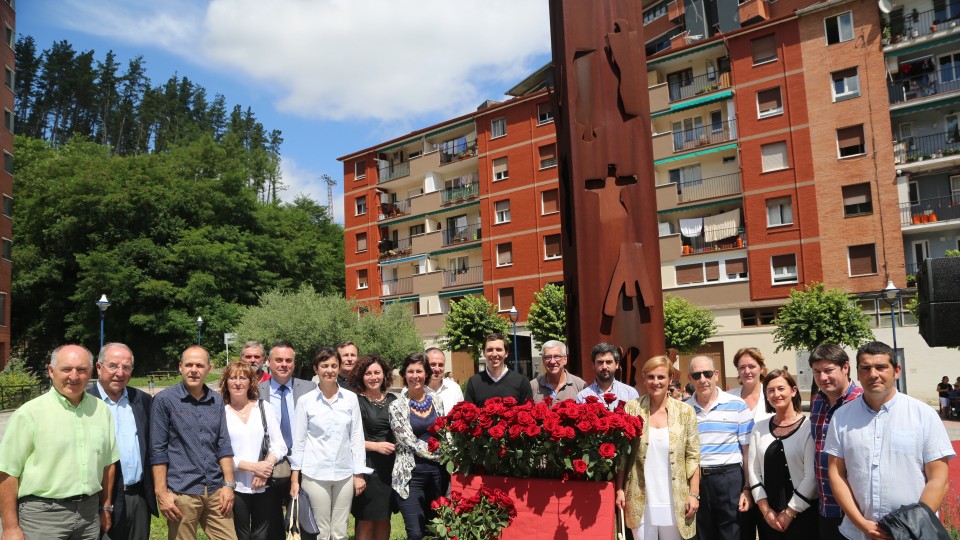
[575,342,638,409]
[685,355,754,540]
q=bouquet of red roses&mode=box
[429,395,642,481]
[428,487,517,540]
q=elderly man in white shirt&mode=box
[425,347,463,413]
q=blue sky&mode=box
[19,0,553,222]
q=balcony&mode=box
[378,237,412,260]
[378,199,411,221]
[668,0,684,21]
[668,71,731,103]
[381,277,413,297]
[678,172,742,203]
[440,139,478,165]
[738,0,770,25]
[681,226,745,255]
[899,195,960,226]
[888,68,960,106]
[442,223,482,246]
[441,177,480,205]
[378,161,410,183]
[894,131,960,167]
[444,265,483,287]
[885,8,960,46]
[672,118,737,153]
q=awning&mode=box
[651,90,734,118]
[383,295,419,305]
[378,254,427,267]
[884,33,960,59]
[438,287,485,299]
[657,197,742,214]
[383,201,480,226]
[654,143,738,166]
[377,119,474,153]
[890,95,960,116]
[430,243,481,257]
[647,40,725,67]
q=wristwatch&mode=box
[100,505,114,511]
[224,481,237,489]
[689,493,700,500]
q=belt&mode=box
[124,482,144,495]
[20,493,96,505]
[700,463,741,476]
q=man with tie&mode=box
[89,343,157,540]
[258,341,314,540]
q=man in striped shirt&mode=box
[685,355,754,540]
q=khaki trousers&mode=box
[167,489,238,540]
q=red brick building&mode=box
[0,0,14,367]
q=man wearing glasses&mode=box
[89,343,157,540]
[530,340,585,403]
[685,355,754,540]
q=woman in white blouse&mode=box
[220,362,287,540]
[290,347,372,540]
[747,369,818,539]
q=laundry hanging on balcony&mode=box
[703,209,741,243]
[679,217,704,238]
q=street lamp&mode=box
[95,294,111,351]
[881,280,906,393]
[196,316,204,345]
[508,306,520,374]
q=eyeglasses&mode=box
[690,370,715,380]
[543,355,565,361]
[100,363,133,374]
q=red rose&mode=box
[450,419,470,433]
[477,414,494,428]
[543,396,554,408]
[431,495,450,510]
[427,437,440,452]
[498,446,507,457]
[428,416,445,434]
[523,424,541,437]
[573,459,588,474]
[576,418,594,433]
[470,425,483,437]
[599,443,616,459]
[488,424,507,439]
[508,425,524,439]
[517,412,535,426]
[585,395,600,404]
[603,393,617,404]
[503,397,518,406]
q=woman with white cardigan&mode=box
[747,369,818,539]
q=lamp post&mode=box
[881,280,906,393]
[95,294,111,351]
[508,306,520,374]
[196,316,204,345]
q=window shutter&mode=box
[676,264,704,285]
[542,189,559,213]
[849,244,877,275]
[726,258,748,275]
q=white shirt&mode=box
[268,378,296,427]
[225,400,287,494]
[290,388,372,481]
[486,367,509,383]
[430,378,464,413]
[727,386,774,424]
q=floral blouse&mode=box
[388,388,445,499]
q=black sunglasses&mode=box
[691,370,716,380]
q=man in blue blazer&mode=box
[89,342,157,540]
[258,341,315,540]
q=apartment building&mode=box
[0,0,13,368]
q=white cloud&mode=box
[279,156,344,224]
[201,0,551,121]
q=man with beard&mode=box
[240,342,269,383]
[575,342,638,409]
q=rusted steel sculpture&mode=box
[548,0,665,386]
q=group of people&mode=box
[936,375,960,418]
[0,334,953,540]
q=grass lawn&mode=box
[148,512,408,540]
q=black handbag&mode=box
[258,400,292,483]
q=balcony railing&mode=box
[894,131,960,164]
[378,161,410,183]
[381,277,413,297]
[668,71,731,102]
[442,223,482,246]
[440,139,478,165]
[378,199,411,220]
[681,225,745,255]
[444,265,483,287]
[441,177,480,204]
[887,8,960,44]
[672,118,736,152]
[888,67,960,105]
[899,195,960,226]
[676,172,742,203]
[378,236,412,259]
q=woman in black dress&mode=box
[349,355,397,540]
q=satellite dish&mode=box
[879,0,892,14]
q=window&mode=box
[542,189,559,214]
[723,155,737,164]
[539,144,557,169]
[726,258,749,279]
[909,180,920,205]
[0,293,5,325]
[752,35,778,65]
[760,141,788,172]
[831,68,860,100]
[4,26,11,49]
[947,114,960,144]
[771,254,798,284]
[2,195,10,218]
[497,243,513,266]
[710,110,723,133]
[498,287,515,311]
[357,269,368,289]
[3,109,11,132]
[766,196,793,226]
[704,261,720,282]
[757,87,783,118]
[409,224,425,236]
[0,238,9,260]
[493,157,509,181]
[2,152,11,174]
[354,160,366,179]
[837,125,865,157]
[952,175,960,202]
[676,263,704,285]
[495,199,511,224]
[491,117,506,139]
[669,164,702,194]
[643,2,667,24]
[667,69,693,101]
[825,12,854,45]
[842,183,872,216]
[740,307,779,327]
[544,234,562,260]
[2,68,11,89]
[354,196,366,216]
[537,103,554,124]
[356,232,367,252]
[848,244,878,276]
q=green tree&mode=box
[663,294,719,354]
[438,295,511,363]
[233,286,422,371]
[526,284,566,348]
[772,282,874,353]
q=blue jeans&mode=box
[395,461,448,540]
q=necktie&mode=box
[279,384,293,451]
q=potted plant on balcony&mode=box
[882,26,892,45]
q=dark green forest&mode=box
[12,38,345,370]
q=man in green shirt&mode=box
[0,344,120,540]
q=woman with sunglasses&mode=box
[746,370,817,539]
[617,356,701,540]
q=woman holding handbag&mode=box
[220,362,288,540]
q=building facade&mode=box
[0,0,14,368]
